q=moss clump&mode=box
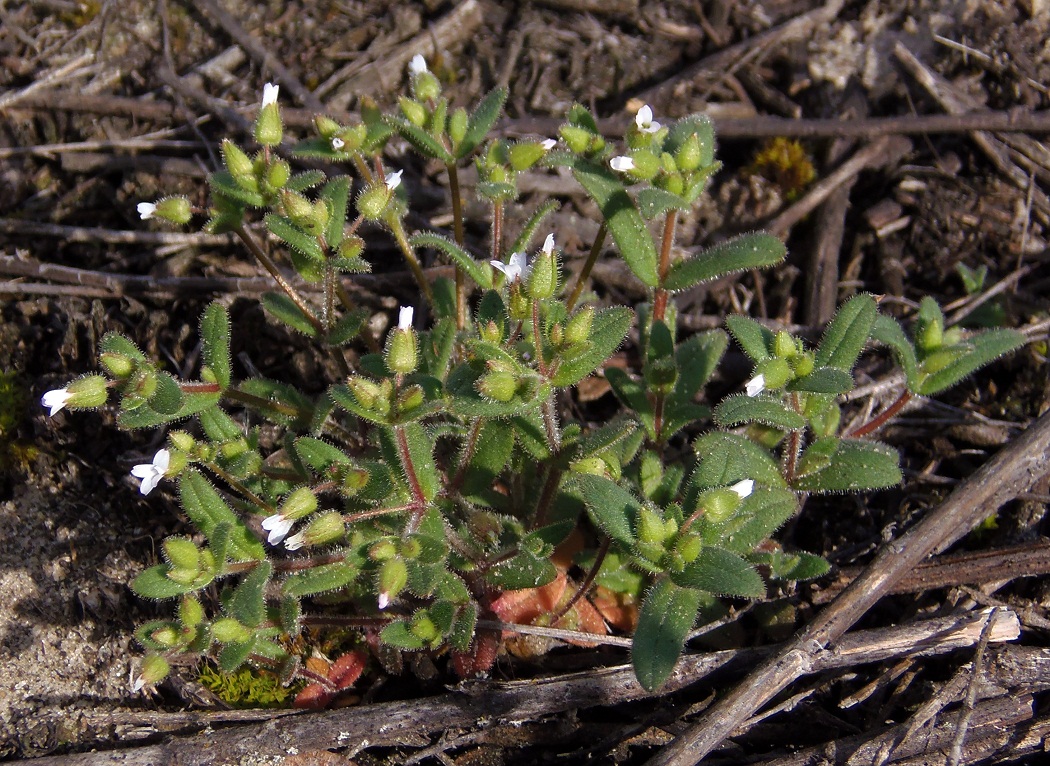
[197,664,297,708]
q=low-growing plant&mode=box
[43,58,1026,695]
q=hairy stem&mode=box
[205,461,275,515]
[234,225,322,334]
[491,199,504,261]
[847,390,914,438]
[565,221,607,313]
[651,210,678,323]
[447,162,467,330]
[551,537,609,624]
[395,425,429,533]
[387,215,434,306]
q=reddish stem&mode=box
[847,390,914,438]
[551,537,609,624]
[651,211,677,323]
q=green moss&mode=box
[197,664,297,708]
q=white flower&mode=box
[131,449,171,496]
[378,591,391,610]
[541,138,556,151]
[491,251,528,282]
[398,305,414,331]
[745,374,765,397]
[137,202,156,220]
[730,479,754,498]
[385,169,403,191]
[610,156,635,172]
[331,136,345,151]
[409,54,427,76]
[261,512,295,545]
[541,233,555,255]
[262,82,279,107]
[41,387,73,417]
[284,531,306,551]
[635,104,661,134]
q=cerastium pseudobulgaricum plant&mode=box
[43,55,1027,698]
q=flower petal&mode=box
[730,479,754,498]
[398,305,414,331]
[409,54,427,76]
[137,202,156,220]
[745,374,765,397]
[609,156,634,172]
[262,82,279,106]
[41,388,72,416]
[385,169,403,190]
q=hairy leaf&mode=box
[632,579,702,692]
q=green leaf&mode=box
[264,214,324,264]
[385,115,454,163]
[814,294,877,371]
[445,362,536,419]
[605,367,656,438]
[508,199,560,256]
[706,487,799,553]
[485,550,557,590]
[671,330,728,403]
[394,423,439,503]
[726,315,774,363]
[326,308,368,346]
[757,550,830,581]
[569,473,641,546]
[117,391,221,429]
[131,565,195,599]
[199,407,243,442]
[100,332,147,362]
[714,393,807,431]
[567,419,638,463]
[459,419,515,500]
[871,314,919,388]
[318,177,350,249]
[262,292,319,338]
[287,170,327,192]
[282,562,358,597]
[786,367,854,394]
[692,432,786,488]
[570,159,659,287]
[551,306,632,386]
[201,302,232,389]
[208,170,265,208]
[380,621,427,650]
[229,561,271,628]
[637,187,688,219]
[218,639,256,673]
[294,437,352,472]
[792,438,901,493]
[457,86,508,158]
[632,579,703,692]
[410,232,493,289]
[149,373,184,416]
[180,471,265,561]
[664,233,786,292]
[917,329,1025,396]
[665,114,716,166]
[671,547,765,597]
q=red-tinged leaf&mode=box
[329,651,368,690]
[451,628,500,679]
[293,683,332,709]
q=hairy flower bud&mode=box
[477,369,517,402]
[255,93,283,147]
[398,95,428,127]
[527,248,558,300]
[153,196,192,225]
[449,107,468,144]
[377,558,408,609]
[221,138,254,180]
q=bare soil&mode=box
[2,0,1050,764]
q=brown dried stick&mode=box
[645,408,1050,766]
[12,609,1020,766]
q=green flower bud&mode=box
[297,511,345,547]
[527,248,558,300]
[179,595,205,627]
[508,285,530,321]
[676,133,703,172]
[221,138,254,179]
[660,152,678,174]
[397,384,425,413]
[920,349,957,375]
[564,306,595,346]
[638,507,670,545]
[255,97,283,147]
[137,653,171,689]
[629,149,661,180]
[791,351,815,379]
[399,95,428,127]
[677,535,702,564]
[163,537,200,572]
[701,488,742,524]
[756,357,792,390]
[400,537,423,560]
[773,331,797,359]
[127,366,157,400]
[314,115,341,138]
[149,625,180,647]
[918,318,943,353]
[65,375,110,409]
[412,70,442,102]
[377,558,408,609]
[338,235,365,260]
[509,142,547,171]
[340,466,370,495]
[370,539,398,561]
[280,487,318,521]
[480,319,503,344]
[154,196,192,225]
[100,352,135,379]
[477,369,517,402]
[411,613,439,642]
[559,125,593,154]
[807,400,841,438]
[347,375,384,410]
[659,173,684,196]
[168,431,195,452]
[449,107,468,144]
[265,158,291,191]
[212,617,252,644]
[549,323,564,347]
[356,183,392,221]
[385,305,418,375]
[569,457,607,477]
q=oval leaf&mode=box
[632,579,703,692]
